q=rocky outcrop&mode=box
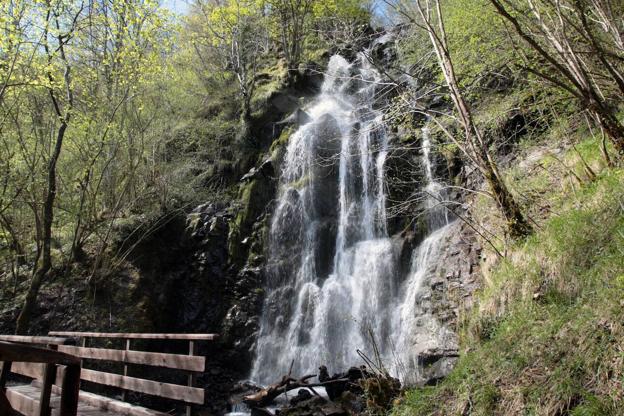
[399,220,482,385]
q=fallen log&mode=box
[242,375,353,407]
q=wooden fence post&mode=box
[59,363,81,416]
[122,339,130,402]
[186,341,196,416]
[38,344,58,416]
[0,361,12,389]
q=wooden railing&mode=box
[0,332,217,416]
[0,337,81,416]
[48,332,218,416]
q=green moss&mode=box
[227,172,275,265]
[271,126,293,154]
[250,61,288,111]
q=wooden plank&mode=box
[72,390,170,416]
[56,346,205,372]
[49,332,218,341]
[39,363,56,416]
[0,342,81,366]
[0,388,16,416]
[79,369,204,405]
[186,341,196,416]
[121,340,130,403]
[0,361,12,388]
[28,384,126,416]
[12,362,45,380]
[6,385,41,416]
[0,336,70,345]
[46,384,169,416]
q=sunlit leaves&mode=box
[0,0,176,266]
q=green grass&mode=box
[394,141,624,415]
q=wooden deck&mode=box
[6,384,169,416]
[1,332,218,416]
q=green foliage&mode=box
[396,0,516,88]
[0,0,221,279]
[394,136,624,414]
[312,0,370,20]
[442,0,512,82]
[0,0,373,285]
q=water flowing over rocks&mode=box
[246,41,482,393]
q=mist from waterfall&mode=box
[251,52,454,386]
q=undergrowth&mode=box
[393,136,624,415]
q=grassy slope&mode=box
[394,119,624,414]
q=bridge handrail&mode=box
[0,341,80,366]
[0,341,81,416]
[0,335,73,345]
[48,331,218,414]
[48,332,218,341]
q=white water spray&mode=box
[251,53,454,386]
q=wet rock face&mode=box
[401,220,482,385]
[228,160,277,268]
[433,221,482,322]
[370,31,398,71]
[280,396,348,416]
[106,203,233,335]
[249,62,323,155]
[221,264,264,367]
[311,114,341,219]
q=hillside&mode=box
[396,107,624,415]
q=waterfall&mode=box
[389,126,454,383]
[251,53,454,386]
[422,126,450,229]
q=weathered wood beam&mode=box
[68,389,170,416]
[0,389,17,416]
[49,332,218,341]
[11,362,44,380]
[5,387,39,416]
[56,346,205,372]
[0,336,70,346]
[59,364,80,416]
[79,369,204,405]
[38,362,56,416]
[0,361,13,388]
[0,342,80,366]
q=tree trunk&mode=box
[15,122,67,334]
[416,0,532,238]
[489,0,624,158]
[0,213,26,265]
[483,165,532,238]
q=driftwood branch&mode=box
[242,374,352,407]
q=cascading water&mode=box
[251,52,454,386]
[389,126,455,384]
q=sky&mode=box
[161,0,190,15]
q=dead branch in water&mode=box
[242,373,354,407]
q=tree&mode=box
[393,0,532,238]
[488,0,624,155]
[15,0,82,334]
[311,0,372,45]
[269,0,314,71]
[193,0,267,121]
[0,0,173,333]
